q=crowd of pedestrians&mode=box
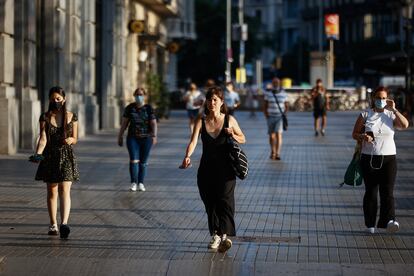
[28,79,409,250]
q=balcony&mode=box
[137,0,178,17]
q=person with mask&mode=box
[352,86,409,234]
[118,88,158,192]
[311,79,330,136]
[29,86,79,239]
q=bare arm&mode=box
[180,117,202,168]
[65,113,78,145]
[117,117,130,146]
[284,101,289,113]
[393,109,409,129]
[263,100,269,117]
[150,119,158,145]
[325,93,330,110]
[386,100,409,129]
[352,114,373,143]
[227,115,246,144]
[35,121,47,154]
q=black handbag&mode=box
[271,91,288,131]
[225,116,248,180]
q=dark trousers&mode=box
[360,154,397,228]
[197,177,236,236]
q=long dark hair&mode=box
[204,86,228,115]
[47,86,67,140]
[370,86,388,108]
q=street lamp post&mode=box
[226,0,232,82]
[404,2,413,92]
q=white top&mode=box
[263,89,288,115]
[185,90,205,110]
[361,109,396,156]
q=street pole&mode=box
[226,0,232,82]
[318,0,323,53]
[327,39,334,88]
[239,0,245,89]
[403,1,413,124]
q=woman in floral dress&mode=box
[30,86,79,239]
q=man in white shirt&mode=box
[263,77,288,160]
[224,81,240,116]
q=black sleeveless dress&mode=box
[197,115,236,236]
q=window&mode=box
[285,0,299,18]
[256,9,262,24]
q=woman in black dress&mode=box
[30,86,79,239]
[180,86,245,252]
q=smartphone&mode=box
[365,131,375,141]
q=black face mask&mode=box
[51,102,63,111]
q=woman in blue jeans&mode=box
[118,88,158,192]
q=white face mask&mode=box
[374,99,387,109]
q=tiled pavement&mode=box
[0,111,414,275]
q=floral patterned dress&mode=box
[35,113,80,183]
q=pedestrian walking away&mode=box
[29,86,79,239]
[352,86,409,234]
[118,88,158,192]
[246,82,259,117]
[180,86,246,253]
[264,77,288,160]
[183,82,205,133]
[311,78,330,136]
[224,81,241,116]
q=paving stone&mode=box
[0,111,414,275]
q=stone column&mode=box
[0,0,19,154]
[15,0,41,150]
[100,0,119,129]
[67,0,85,137]
[83,0,99,134]
[42,0,68,99]
[100,0,130,129]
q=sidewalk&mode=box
[1,111,414,275]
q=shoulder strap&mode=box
[271,92,284,114]
[224,114,229,128]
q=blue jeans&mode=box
[126,136,153,184]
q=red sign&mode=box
[325,14,340,40]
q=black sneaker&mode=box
[218,238,232,253]
[60,224,70,239]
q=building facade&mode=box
[0,0,194,155]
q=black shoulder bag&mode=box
[225,115,248,180]
[272,91,288,131]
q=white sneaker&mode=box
[208,234,221,249]
[130,183,137,192]
[218,237,232,253]
[367,227,375,234]
[138,183,146,192]
[386,220,400,233]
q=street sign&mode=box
[236,68,246,84]
[325,14,340,40]
[241,24,248,41]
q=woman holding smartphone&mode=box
[352,86,409,234]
